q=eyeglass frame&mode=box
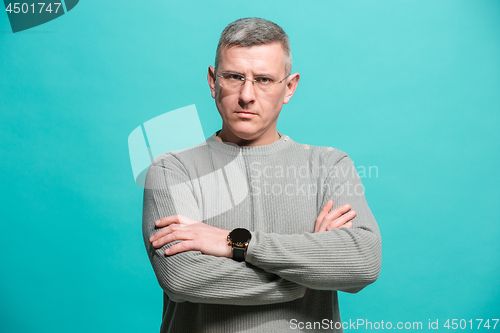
[214,70,291,91]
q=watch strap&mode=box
[232,246,246,262]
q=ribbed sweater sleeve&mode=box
[142,156,307,305]
[142,134,381,310]
[245,153,382,293]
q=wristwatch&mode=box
[227,228,252,261]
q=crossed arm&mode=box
[143,176,305,305]
[142,153,381,304]
[149,199,354,258]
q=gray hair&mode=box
[214,17,292,75]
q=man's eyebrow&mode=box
[253,72,278,78]
[221,70,278,78]
[219,69,244,75]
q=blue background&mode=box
[1,0,499,332]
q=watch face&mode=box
[230,228,251,244]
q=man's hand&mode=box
[150,201,354,257]
[314,200,355,233]
[149,215,232,258]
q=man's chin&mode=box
[230,127,262,141]
[226,122,254,133]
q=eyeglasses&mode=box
[215,71,290,93]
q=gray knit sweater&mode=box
[142,132,381,332]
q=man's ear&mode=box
[208,66,217,99]
[283,73,300,104]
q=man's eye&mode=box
[256,77,274,84]
[225,74,244,81]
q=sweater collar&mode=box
[206,131,293,156]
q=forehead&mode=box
[218,42,286,75]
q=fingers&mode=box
[149,225,173,243]
[151,215,198,245]
[316,204,352,233]
[165,241,197,255]
[154,214,186,227]
[326,210,356,231]
[324,204,351,224]
[315,200,333,232]
[340,222,353,229]
[150,225,191,248]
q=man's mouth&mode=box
[235,110,257,116]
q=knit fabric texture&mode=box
[142,132,382,332]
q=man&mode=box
[143,17,381,332]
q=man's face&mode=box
[208,42,299,144]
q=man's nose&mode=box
[239,79,256,104]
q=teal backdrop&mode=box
[1,1,499,332]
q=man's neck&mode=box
[216,129,281,147]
